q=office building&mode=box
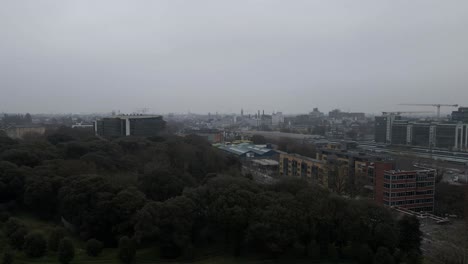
[452,107,468,122]
[375,114,401,143]
[374,169,435,212]
[375,112,468,151]
[95,115,166,137]
[391,120,410,145]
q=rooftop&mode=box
[104,115,162,119]
[217,143,276,156]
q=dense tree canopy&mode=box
[0,130,423,263]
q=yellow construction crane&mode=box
[398,104,458,119]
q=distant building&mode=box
[377,113,468,151]
[95,115,166,137]
[452,107,468,122]
[217,143,277,158]
[184,129,224,143]
[375,114,402,143]
[329,109,365,120]
[374,169,435,212]
[272,112,284,127]
[2,125,46,139]
[71,122,94,129]
[309,108,324,118]
[279,152,327,185]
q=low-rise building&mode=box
[217,143,277,158]
[279,152,328,186]
[2,125,46,139]
[184,129,224,143]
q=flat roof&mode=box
[280,152,324,164]
[252,159,279,166]
[217,143,276,156]
[104,115,162,119]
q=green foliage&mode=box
[58,174,114,241]
[434,182,465,217]
[23,176,57,217]
[118,236,136,264]
[0,149,40,167]
[48,227,65,252]
[138,168,194,201]
[403,249,423,264]
[1,250,14,264]
[308,240,320,261]
[58,238,74,264]
[86,238,103,257]
[358,244,374,264]
[398,215,422,254]
[135,196,195,258]
[23,232,47,258]
[373,247,395,264]
[4,218,28,250]
[0,132,411,263]
[327,243,338,262]
[250,135,267,144]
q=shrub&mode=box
[48,227,65,251]
[58,238,75,264]
[86,239,103,257]
[118,236,136,264]
[23,232,47,258]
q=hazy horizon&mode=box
[1,1,467,114]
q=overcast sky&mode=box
[1,1,467,115]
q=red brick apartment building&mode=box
[375,169,435,212]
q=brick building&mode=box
[375,169,435,212]
[279,152,327,186]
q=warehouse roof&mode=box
[217,143,277,157]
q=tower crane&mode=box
[381,111,432,115]
[398,104,458,119]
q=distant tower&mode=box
[258,110,260,118]
[262,110,265,116]
[241,109,244,117]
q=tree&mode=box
[23,176,57,217]
[8,228,28,250]
[58,174,115,241]
[398,215,422,254]
[48,227,65,251]
[327,243,338,262]
[138,168,194,201]
[110,187,146,236]
[134,197,195,258]
[23,232,47,258]
[251,135,267,144]
[0,149,40,167]
[373,223,398,250]
[1,250,14,264]
[58,238,75,264]
[358,244,374,264]
[118,236,136,264]
[5,218,28,250]
[373,247,395,264]
[86,239,103,257]
[246,194,299,257]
